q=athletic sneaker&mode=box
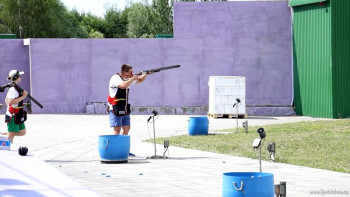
[128,152,135,157]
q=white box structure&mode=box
[208,76,246,116]
[0,136,10,150]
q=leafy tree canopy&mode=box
[0,0,226,38]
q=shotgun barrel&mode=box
[138,64,181,74]
[0,82,43,108]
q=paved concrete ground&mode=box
[0,150,100,197]
[1,114,349,197]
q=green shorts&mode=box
[7,116,26,133]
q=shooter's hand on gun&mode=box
[133,71,152,84]
[22,90,28,98]
[135,70,154,75]
[132,75,139,80]
[144,70,154,75]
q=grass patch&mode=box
[147,119,350,173]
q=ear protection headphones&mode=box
[12,71,20,81]
[18,146,28,156]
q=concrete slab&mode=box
[0,150,99,197]
[1,115,349,197]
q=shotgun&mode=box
[137,64,181,75]
[0,82,43,108]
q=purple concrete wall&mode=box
[29,39,91,113]
[174,1,293,106]
[29,38,235,113]
[174,2,291,39]
[1,1,292,114]
[0,40,29,113]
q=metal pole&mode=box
[153,115,156,156]
[18,0,22,38]
[259,140,262,172]
[236,102,239,133]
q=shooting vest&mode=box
[6,86,27,124]
[107,76,131,116]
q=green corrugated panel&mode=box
[331,0,350,118]
[0,34,16,39]
[293,2,333,118]
[156,34,173,38]
[289,0,328,7]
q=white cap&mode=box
[8,70,24,81]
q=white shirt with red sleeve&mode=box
[5,87,19,116]
[108,74,136,111]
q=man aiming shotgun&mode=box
[107,64,180,156]
[107,64,149,136]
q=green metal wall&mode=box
[331,0,350,118]
[292,1,333,118]
[0,34,16,39]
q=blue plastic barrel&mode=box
[222,172,274,197]
[98,135,130,163]
[188,117,209,135]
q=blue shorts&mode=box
[109,111,130,127]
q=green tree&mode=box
[47,1,88,38]
[89,29,104,38]
[65,9,89,38]
[1,0,228,39]
[104,5,128,38]
[0,0,87,38]
[79,12,106,37]
[126,2,154,38]
[150,0,173,35]
[0,0,50,38]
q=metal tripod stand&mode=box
[149,115,167,159]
